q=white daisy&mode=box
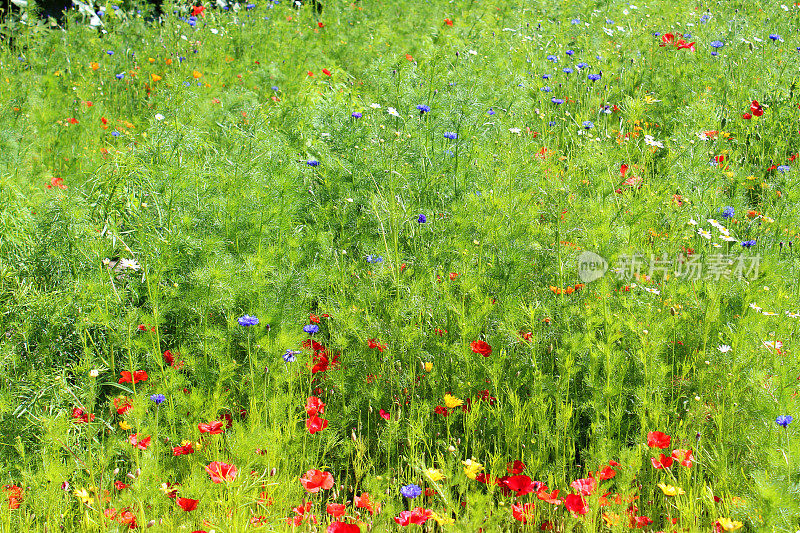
[786,311,800,318]
[387,107,400,117]
[369,103,381,109]
[687,218,698,226]
[718,345,732,353]
[644,135,664,148]
[749,303,762,312]
[697,228,712,239]
[119,258,141,271]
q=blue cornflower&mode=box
[711,51,718,57]
[778,165,790,174]
[777,415,793,427]
[548,121,557,126]
[576,62,588,69]
[303,324,319,334]
[238,315,259,326]
[551,98,565,105]
[562,67,573,74]
[183,81,192,87]
[418,214,427,223]
[111,131,120,137]
[542,74,551,79]
[246,3,255,8]
[570,19,580,25]
[605,19,614,24]
[546,55,558,63]
[741,239,757,248]
[444,131,457,140]
[400,484,422,498]
[107,50,114,55]
[710,41,724,48]
[541,86,552,92]
[283,349,299,362]
[416,104,430,114]
[150,394,166,405]
[352,112,362,118]
[179,57,186,62]
[588,73,601,81]
[271,86,280,91]
[582,121,594,129]
[487,108,495,115]
[115,72,125,80]
[721,206,734,219]
[566,50,575,56]
[307,159,320,167]
[188,15,197,26]
[700,14,710,23]
[366,255,384,263]
[770,34,783,42]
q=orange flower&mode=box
[90,62,99,70]
[150,74,162,82]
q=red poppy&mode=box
[596,465,616,480]
[433,405,449,416]
[629,514,653,528]
[379,409,391,421]
[4,485,22,509]
[470,340,492,357]
[287,501,316,527]
[405,53,413,61]
[742,112,752,120]
[317,22,324,28]
[750,100,764,117]
[650,453,674,469]
[114,481,129,491]
[306,396,326,416]
[367,338,387,352]
[326,503,346,517]
[309,313,320,323]
[327,522,359,533]
[646,431,671,449]
[537,487,562,505]
[307,71,314,77]
[564,493,588,515]
[46,176,67,190]
[676,39,695,52]
[172,442,194,455]
[671,448,693,467]
[511,502,535,523]
[67,117,79,124]
[620,163,629,177]
[506,460,525,474]
[128,433,151,450]
[191,5,205,17]
[198,421,224,434]
[113,397,132,415]
[118,370,148,385]
[300,469,334,493]
[449,272,458,280]
[322,68,332,76]
[71,407,95,424]
[394,507,432,526]
[306,415,328,433]
[177,497,199,511]
[660,33,675,46]
[444,18,453,26]
[205,461,238,483]
[354,492,379,514]
[499,475,537,496]
[570,476,596,496]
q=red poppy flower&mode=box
[128,433,151,450]
[327,522,359,533]
[379,409,390,421]
[306,396,326,417]
[191,5,205,17]
[67,117,79,124]
[322,68,332,76]
[646,431,671,449]
[198,421,224,434]
[750,100,764,117]
[537,487,561,505]
[596,465,616,480]
[367,338,387,352]
[470,340,492,357]
[564,493,588,515]
[306,415,328,434]
[394,507,432,526]
[114,481,129,490]
[742,112,752,120]
[307,71,314,77]
[650,453,674,469]
[449,272,458,280]
[119,370,148,385]
[671,448,693,467]
[444,18,453,26]
[172,442,194,455]
[317,22,324,28]
[46,176,67,190]
[71,407,95,424]
[433,405,449,416]
[287,501,316,527]
[205,461,238,483]
[309,313,320,323]
[511,502,535,523]
[620,163,629,177]
[570,476,596,496]
[499,475,537,496]
[506,460,525,474]
[326,503,346,517]
[629,514,653,528]
[405,53,413,61]
[660,33,675,46]
[177,497,199,511]
[354,492,379,514]
[113,396,132,415]
[4,485,22,509]
[300,469,334,493]
[676,39,695,52]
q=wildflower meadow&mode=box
[1,0,800,531]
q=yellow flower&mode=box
[430,511,455,526]
[444,394,463,409]
[602,512,620,527]
[150,74,162,82]
[462,458,483,480]
[148,57,155,63]
[657,483,685,496]
[425,468,445,482]
[717,518,743,531]
[73,488,92,505]
[119,420,132,430]
[423,362,433,372]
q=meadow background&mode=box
[1,0,800,531]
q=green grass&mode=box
[1,0,800,531]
